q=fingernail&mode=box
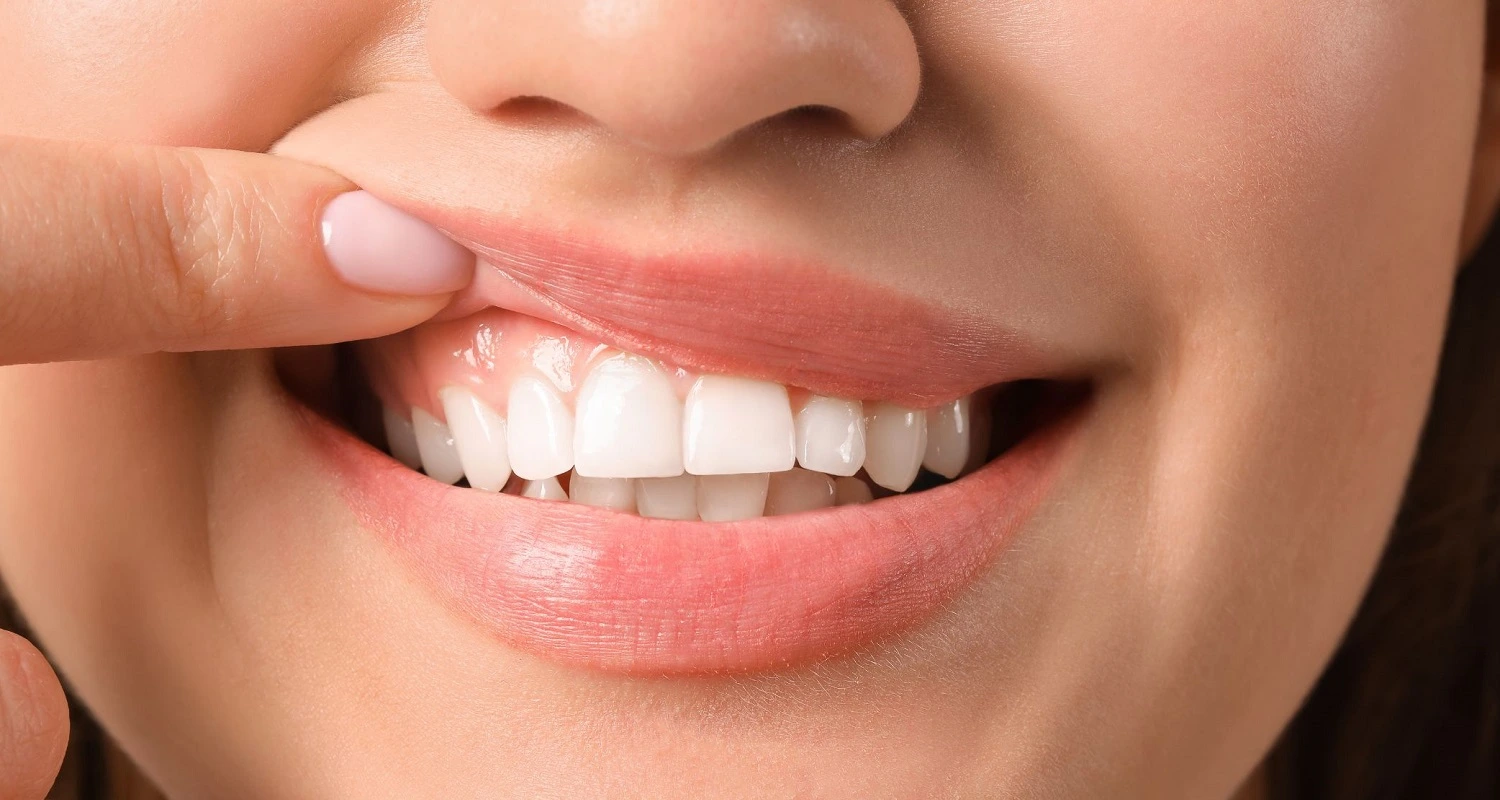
[321,191,474,295]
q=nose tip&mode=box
[427,0,921,154]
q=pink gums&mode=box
[362,308,829,422]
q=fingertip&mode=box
[0,629,69,799]
[320,191,476,296]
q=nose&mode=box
[426,0,921,154]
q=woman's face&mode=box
[0,1,1484,796]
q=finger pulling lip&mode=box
[298,194,1086,672]
[297,393,1084,674]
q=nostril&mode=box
[738,104,869,149]
[781,103,854,131]
[427,0,921,157]
[785,104,842,121]
[485,95,587,130]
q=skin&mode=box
[0,1,1497,797]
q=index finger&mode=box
[0,136,473,366]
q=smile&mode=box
[290,205,1091,674]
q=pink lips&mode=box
[309,205,1080,673]
[305,401,1077,673]
[423,207,1051,407]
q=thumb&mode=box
[0,630,68,800]
[0,135,473,366]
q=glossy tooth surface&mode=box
[508,375,575,480]
[696,473,770,522]
[863,403,928,492]
[636,475,699,520]
[411,407,465,485]
[922,396,972,480]
[521,477,568,501]
[764,468,837,516]
[439,387,512,491]
[574,354,684,478]
[683,376,795,475]
[382,406,423,470]
[834,476,874,506]
[569,473,638,512]
[795,396,866,477]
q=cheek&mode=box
[1042,1,1477,308]
[0,0,390,147]
[934,0,1477,313]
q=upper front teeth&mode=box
[439,387,512,491]
[377,350,987,516]
[507,375,574,481]
[794,395,866,476]
[573,354,684,479]
[683,376,796,475]
[862,401,929,492]
[410,407,465,485]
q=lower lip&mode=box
[298,400,1081,674]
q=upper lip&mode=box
[391,200,1061,405]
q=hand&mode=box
[0,133,476,796]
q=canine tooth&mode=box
[569,473,638,512]
[636,475,698,520]
[834,476,874,506]
[794,396,865,476]
[411,407,465,485]
[922,396,972,480]
[508,375,574,480]
[382,406,423,470]
[683,376,795,475]
[439,387,511,491]
[863,403,927,492]
[696,473,770,522]
[574,354,684,478]
[764,468,837,516]
[521,477,568,501]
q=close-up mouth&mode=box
[277,209,1094,675]
[4,0,1497,796]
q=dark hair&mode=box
[1265,220,1500,797]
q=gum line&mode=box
[356,309,989,519]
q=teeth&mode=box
[794,396,865,477]
[764,468,837,516]
[381,406,424,470]
[834,476,874,506]
[921,396,972,480]
[438,387,512,491]
[696,473,770,522]
[682,376,795,475]
[569,473,638,512]
[635,475,699,520]
[863,402,927,492]
[411,407,466,485]
[521,477,568,501]
[507,375,575,480]
[573,354,684,478]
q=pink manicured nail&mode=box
[321,191,474,295]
